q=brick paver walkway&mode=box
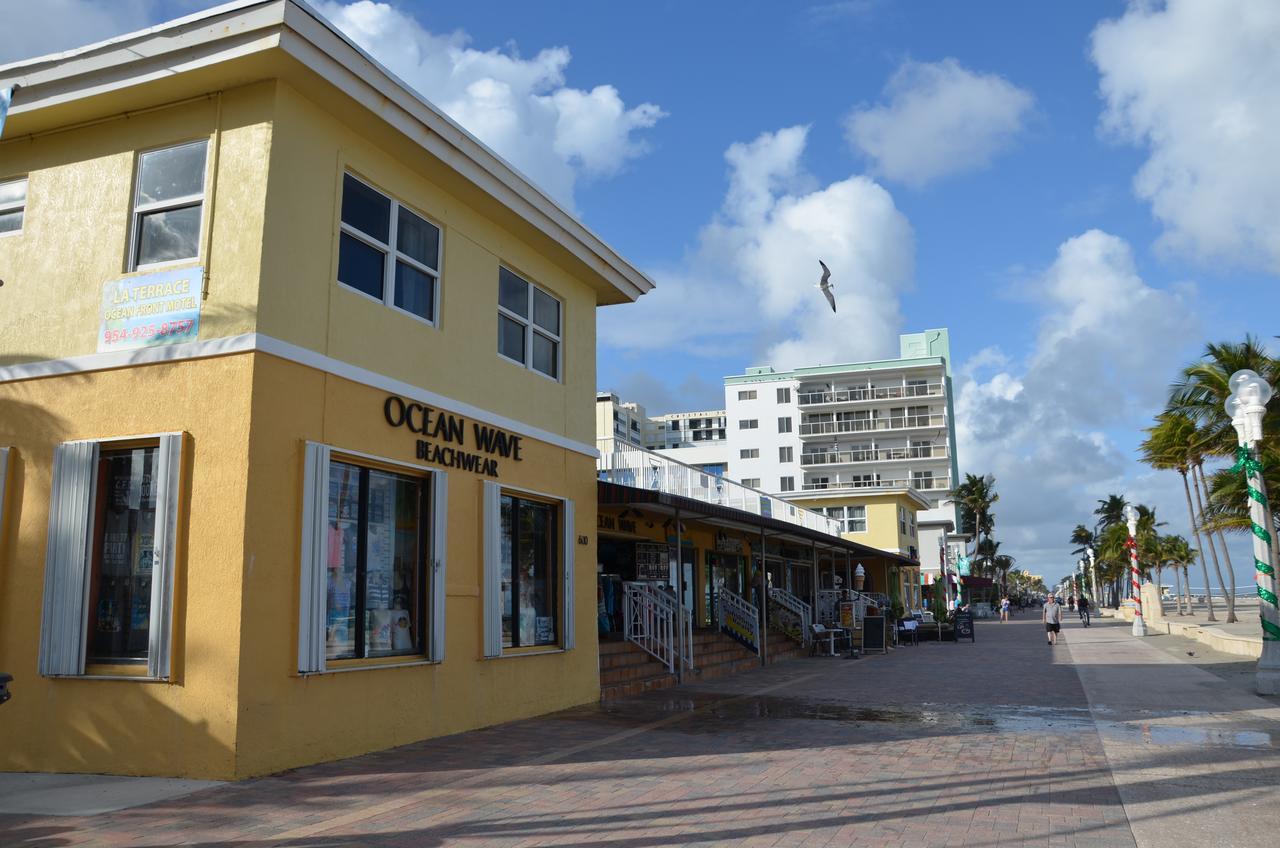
[2,618,1138,847]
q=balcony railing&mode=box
[800,445,949,466]
[597,438,842,536]
[801,475,952,492]
[798,414,948,436]
[797,382,944,405]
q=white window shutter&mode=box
[147,434,184,680]
[298,442,331,673]
[481,480,502,657]
[429,470,448,662]
[39,441,99,677]
[562,498,575,650]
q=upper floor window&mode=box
[740,448,759,459]
[0,176,27,235]
[779,476,795,492]
[779,446,793,463]
[738,390,757,400]
[338,173,441,323]
[777,416,793,433]
[498,267,561,380]
[739,419,759,430]
[776,388,791,404]
[130,141,208,269]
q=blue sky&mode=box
[6,0,1279,588]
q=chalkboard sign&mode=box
[954,611,975,642]
[862,615,886,653]
[634,542,670,581]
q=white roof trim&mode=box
[0,0,653,304]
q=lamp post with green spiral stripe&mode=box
[1226,369,1280,695]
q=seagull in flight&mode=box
[817,260,837,313]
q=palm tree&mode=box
[1139,411,1220,621]
[1163,535,1196,617]
[1069,524,1095,557]
[956,473,999,557]
[1168,337,1280,622]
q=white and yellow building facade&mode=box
[0,0,651,780]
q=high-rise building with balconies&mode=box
[722,329,960,561]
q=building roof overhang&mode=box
[0,0,654,306]
[598,481,918,567]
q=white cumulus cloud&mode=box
[955,230,1199,575]
[316,1,664,209]
[599,125,915,370]
[1092,0,1280,272]
[845,58,1035,188]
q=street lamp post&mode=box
[1125,503,1147,637]
[1225,369,1280,694]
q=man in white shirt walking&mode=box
[1042,595,1063,646]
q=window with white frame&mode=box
[778,416,793,433]
[130,141,208,269]
[38,435,184,679]
[738,390,757,400]
[779,476,795,492]
[777,387,791,403]
[739,419,758,430]
[482,482,575,656]
[498,267,562,379]
[740,448,759,459]
[779,446,793,463]
[338,173,441,323]
[0,176,27,234]
[899,506,908,535]
[741,478,760,489]
[298,444,447,673]
[848,505,867,533]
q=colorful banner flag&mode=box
[0,85,16,139]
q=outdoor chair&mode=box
[896,618,919,646]
[809,623,848,656]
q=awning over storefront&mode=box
[598,481,918,566]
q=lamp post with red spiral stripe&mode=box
[1124,503,1148,637]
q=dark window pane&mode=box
[0,210,21,233]
[501,495,558,648]
[501,496,515,647]
[136,204,201,266]
[396,207,439,269]
[394,261,435,321]
[338,232,385,300]
[532,332,558,379]
[136,142,207,205]
[86,447,159,664]
[498,267,529,317]
[341,174,390,243]
[499,314,525,363]
[533,288,560,335]
[325,462,360,660]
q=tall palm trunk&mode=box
[1179,468,1216,621]
[1194,462,1236,622]
[1183,565,1194,614]
[1190,463,1230,621]
[1172,562,1185,615]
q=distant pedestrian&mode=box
[1000,595,1010,623]
[1043,596,1062,646]
[1078,595,1090,627]
[1068,596,1075,612]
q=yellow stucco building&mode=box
[0,0,652,780]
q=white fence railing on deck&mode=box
[716,588,760,655]
[768,587,813,645]
[597,438,842,536]
[623,582,692,675]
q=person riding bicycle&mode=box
[1077,595,1090,627]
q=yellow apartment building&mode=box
[0,0,652,780]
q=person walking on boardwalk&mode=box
[1043,595,1063,646]
[1000,595,1011,622]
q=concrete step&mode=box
[600,671,677,701]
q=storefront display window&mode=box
[500,494,558,648]
[325,461,427,660]
[85,446,158,663]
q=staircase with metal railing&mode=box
[716,588,761,656]
[768,587,813,645]
[622,581,693,676]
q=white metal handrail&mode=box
[798,383,944,405]
[622,582,693,675]
[768,587,813,645]
[596,438,842,536]
[801,476,951,492]
[798,414,947,436]
[716,588,761,655]
[801,445,949,465]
